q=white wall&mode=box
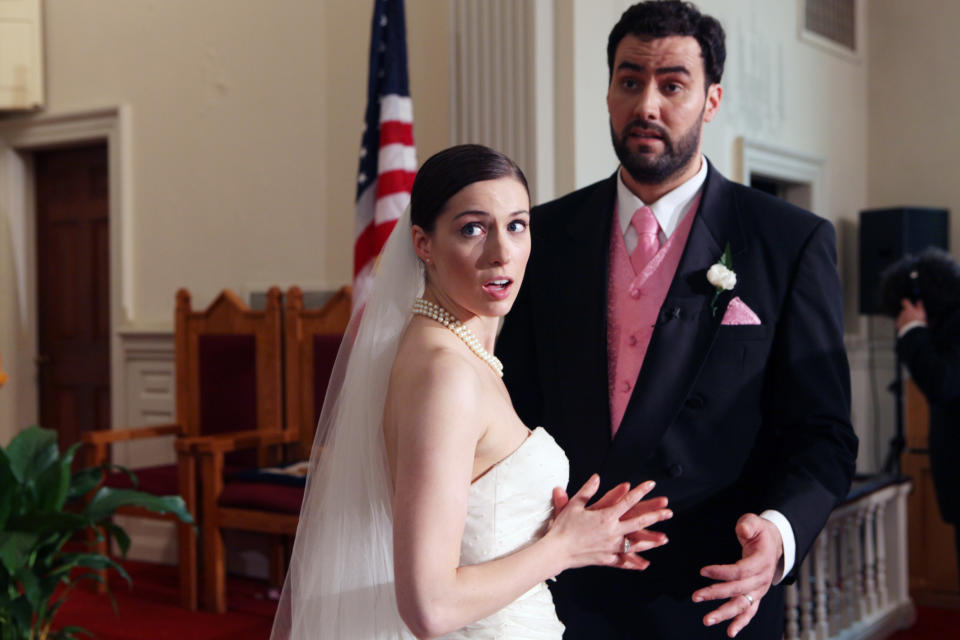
[0,0,451,445]
[864,0,960,475]
[868,0,960,250]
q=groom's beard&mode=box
[610,108,703,185]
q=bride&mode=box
[271,144,672,639]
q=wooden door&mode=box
[904,379,960,604]
[35,144,110,452]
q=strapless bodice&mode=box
[440,426,569,639]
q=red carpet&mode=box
[53,561,277,639]
[889,605,960,639]
[51,565,960,640]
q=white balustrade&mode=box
[783,477,915,640]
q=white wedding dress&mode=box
[439,426,569,639]
[272,207,571,639]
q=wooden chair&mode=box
[191,286,351,613]
[82,287,285,610]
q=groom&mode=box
[497,1,858,638]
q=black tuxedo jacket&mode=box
[497,164,858,630]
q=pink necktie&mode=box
[630,206,660,273]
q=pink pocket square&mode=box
[721,296,761,325]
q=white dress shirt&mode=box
[617,155,708,251]
[615,156,796,583]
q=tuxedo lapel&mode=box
[542,175,617,472]
[610,165,747,461]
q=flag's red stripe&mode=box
[379,121,414,147]
[354,218,400,277]
[376,170,416,200]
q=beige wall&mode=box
[0,1,451,443]
[37,0,449,321]
[868,0,960,250]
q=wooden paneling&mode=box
[904,379,960,603]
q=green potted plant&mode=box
[0,426,194,639]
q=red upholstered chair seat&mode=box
[105,465,179,496]
[105,463,248,496]
[218,482,305,515]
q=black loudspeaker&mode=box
[858,207,949,315]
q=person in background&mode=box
[881,247,960,582]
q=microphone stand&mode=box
[882,328,905,477]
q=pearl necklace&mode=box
[412,298,504,378]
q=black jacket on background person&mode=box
[898,308,960,524]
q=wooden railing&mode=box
[784,475,915,640]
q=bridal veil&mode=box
[271,208,421,639]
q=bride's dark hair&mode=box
[410,144,529,232]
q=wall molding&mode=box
[736,136,827,218]
[115,328,175,466]
[113,328,177,564]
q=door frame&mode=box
[0,106,132,433]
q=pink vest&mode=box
[607,196,700,436]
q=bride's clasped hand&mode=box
[545,475,671,572]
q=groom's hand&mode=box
[691,513,783,638]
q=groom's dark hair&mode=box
[607,1,726,87]
[410,144,529,233]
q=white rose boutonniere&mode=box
[707,243,736,316]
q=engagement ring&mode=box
[622,538,631,554]
[743,594,754,605]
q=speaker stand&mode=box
[882,331,905,476]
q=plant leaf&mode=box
[88,461,141,490]
[67,467,104,502]
[0,531,38,574]
[0,450,16,530]
[7,513,89,541]
[101,522,132,557]
[83,487,193,525]
[6,594,33,636]
[5,426,59,483]
[57,553,131,585]
[35,447,76,513]
[13,566,43,612]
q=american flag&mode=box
[354,0,416,310]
